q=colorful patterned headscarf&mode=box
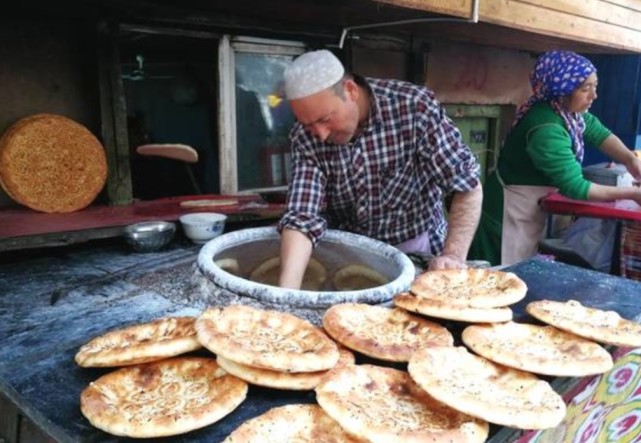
[513,50,596,163]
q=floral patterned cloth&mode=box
[513,50,596,164]
[516,347,641,443]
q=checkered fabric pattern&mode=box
[278,77,480,254]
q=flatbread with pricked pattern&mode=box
[526,299,641,347]
[323,303,453,362]
[196,305,339,372]
[216,345,354,390]
[315,364,489,443]
[75,317,201,367]
[408,346,566,430]
[462,322,614,376]
[394,292,513,323]
[411,269,527,308]
[222,404,363,443]
[80,357,247,438]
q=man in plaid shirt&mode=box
[278,50,482,289]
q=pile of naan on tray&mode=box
[75,268,641,442]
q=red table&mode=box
[541,192,641,222]
[541,192,641,280]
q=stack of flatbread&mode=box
[394,268,528,323]
[408,346,566,430]
[315,364,490,443]
[323,303,453,362]
[526,299,641,347]
[76,316,248,438]
[462,321,614,377]
[196,305,349,390]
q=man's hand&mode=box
[428,253,467,271]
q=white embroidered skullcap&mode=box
[284,50,345,100]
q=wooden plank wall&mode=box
[379,0,641,53]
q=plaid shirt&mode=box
[278,77,480,255]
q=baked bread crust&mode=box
[332,264,389,291]
[196,305,340,372]
[80,357,247,438]
[408,346,566,430]
[0,114,107,213]
[315,364,489,443]
[222,404,362,442]
[249,256,327,291]
[462,322,614,376]
[322,303,453,361]
[394,292,513,323]
[526,299,641,347]
[75,317,201,367]
[216,346,354,390]
[411,269,527,308]
[181,198,238,208]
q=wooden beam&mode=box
[480,0,641,52]
[97,21,133,205]
[376,0,475,18]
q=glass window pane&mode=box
[235,52,296,190]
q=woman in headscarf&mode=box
[470,50,641,266]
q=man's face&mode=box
[289,80,360,145]
[565,72,598,113]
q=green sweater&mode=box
[497,102,611,200]
[469,102,611,265]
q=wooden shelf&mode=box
[0,194,284,252]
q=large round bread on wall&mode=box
[0,114,107,213]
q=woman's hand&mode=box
[625,156,641,181]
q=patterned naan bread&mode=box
[80,357,247,438]
[196,305,339,372]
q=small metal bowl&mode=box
[123,221,176,252]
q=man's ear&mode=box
[344,78,359,101]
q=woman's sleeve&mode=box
[583,112,612,147]
[525,123,591,200]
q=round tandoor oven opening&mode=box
[197,227,415,309]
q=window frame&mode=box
[217,35,304,194]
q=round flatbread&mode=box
[411,269,527,308]
[75,317,201,367]
[215,258,241,276]
[408,346,566,430]
[222,404,362,442]
[249,256,327,291]
[315,364,489,443]
[332,264,389,291]
[394,292,513,323]
[196,305,340,372]
[136,143,199,163]
[323,303,453,362]
[526,299,641,347]
[80,357,248,438]
[216,346,354,390]
[0,114,107,213]
[180,198,238,208]
[462,322,614,377]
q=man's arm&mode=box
[278,228,313,289]
[429,183,483,270]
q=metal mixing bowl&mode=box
[123,221,176,252]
